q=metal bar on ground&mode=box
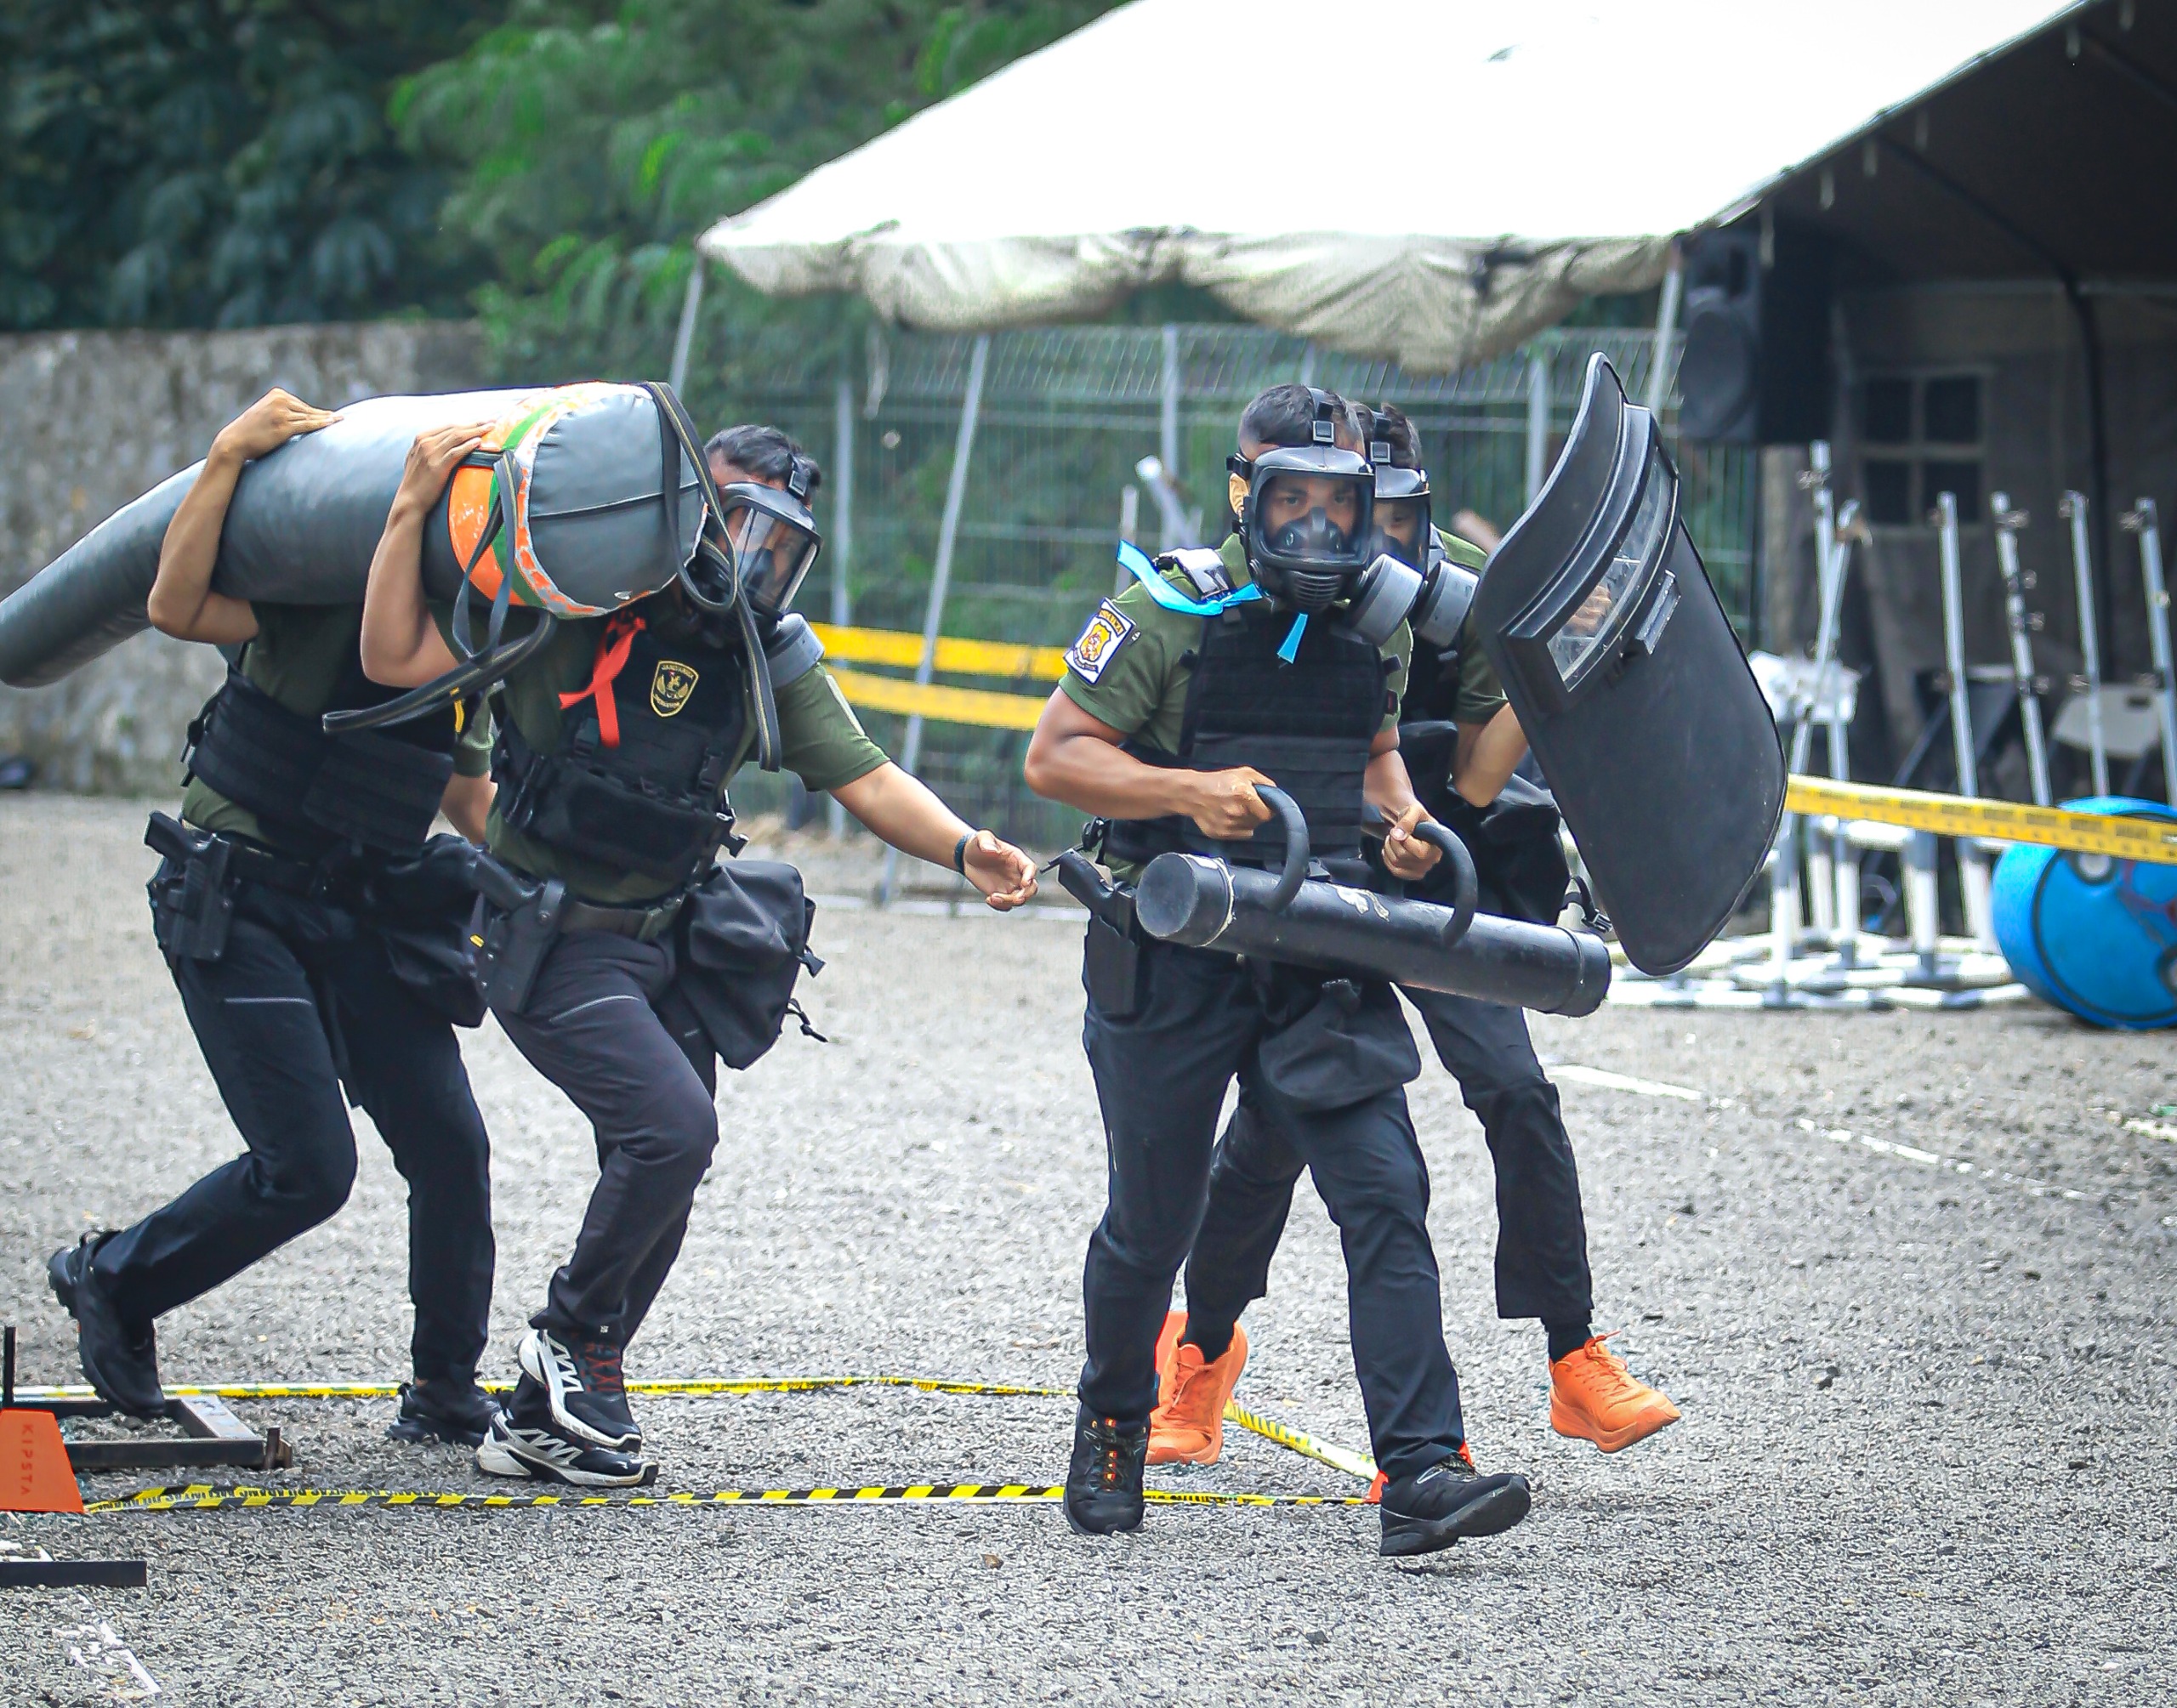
[881,332,989,905]
[2064,491,2111,794]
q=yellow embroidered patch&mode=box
[650,660,699,717]
[1064,602,1135,684]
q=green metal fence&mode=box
[708,323,1754,851]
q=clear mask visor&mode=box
[719,485,822,617]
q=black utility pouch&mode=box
[144,811,235,962]
[475,877,566,1018]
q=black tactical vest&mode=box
[493,614,747,887]
[1102,604,1390,869]
[185,650,461,857]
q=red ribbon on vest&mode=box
[559,610,646,748]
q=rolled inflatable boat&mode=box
[0,382,705,687]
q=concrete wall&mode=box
[0,322,480,792]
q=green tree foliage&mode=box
[0,1,502,330]
[394,0,1121,410]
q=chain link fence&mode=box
[710,323,1754,850]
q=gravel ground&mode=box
[3,794,2173,1705]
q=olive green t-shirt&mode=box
[1057,534,1408,878]
[1424,529,1509,729]
[181,602,491,850]
[469,604,887,905]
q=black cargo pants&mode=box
[96,876,495,1383]
[1185,986,1594,1346]
[1077,937,1466,1482]
[488,928,719,1348]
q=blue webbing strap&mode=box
[1276,613,1308,662]
[1115,541,1263,617]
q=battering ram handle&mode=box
[1410,820,1478,948]
[1250,785,1310,913]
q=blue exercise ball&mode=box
[1991,796,2177,1030]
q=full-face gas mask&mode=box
[1335,457,1480,650]
[678,453,823,619]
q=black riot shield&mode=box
[1475,355,1784,975]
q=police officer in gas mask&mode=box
[48,389,501,1450]
[361,416,1037,1487]
[1148,405,1680,1478]
[1024,384,1531,1557]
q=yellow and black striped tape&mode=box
[88,1482,1367,1514]
[1787,775,2177,865]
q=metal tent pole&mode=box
[1160,324,1181,551]
[828,375,856,838]
[1525,352,1550,505]
[1642,248,1683,418]
[1799,445,1839,938]
[879,333,989,905]
[1992,493,2053,806]
[2061,491,2111,796]
[668,259,706,396]
[1936,491,1994,945]
[2124,498,2177,804]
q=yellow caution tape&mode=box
[812,624,1067,682]
[1224,1400,1378,1483]
[1786,776,2177,865]
[87,1482,1367,1514]
[14,1375,1071,1404]
[826,669,1049,732]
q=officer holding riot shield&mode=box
[1023,384,1532,1557]
[361,411,1038,1487]
[1149,406,1680,1475]
[48,389,503,1450]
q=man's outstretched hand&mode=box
[962,831,1039,910]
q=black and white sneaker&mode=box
[475,1375,656,1488]
[388,1377,501,1447]
[517,1328,639,1450]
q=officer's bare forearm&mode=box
[361,499,457,687]
[1023,694,1206,820]
[828,762,975,867]
[147,446,259,644]
[440,773,494,843]
[1453,705,1529,807]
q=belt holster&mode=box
[475,875,567,1018]
[145,811,236,962]
[1056,848,1148,1020]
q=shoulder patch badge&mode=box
[650,659,699,718]
[1065,602,1136,684]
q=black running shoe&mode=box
[1378,1449,1532,1558]
[1064,1406,1147,1535]
[475,1374,656,1488]
[518,1328,639,1450]
[388,1377,501,1447]
[47,1234,165,1418]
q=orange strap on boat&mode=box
[559,611,645,748]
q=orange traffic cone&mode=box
[1,1408,84,1514]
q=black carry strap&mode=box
[325,445,560,737]
[641,380,782,773]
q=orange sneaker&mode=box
[1147,1322,1249,1465]
[1549,1333,1680,1452]
[1153,1309,1186,1409]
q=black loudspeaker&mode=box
[1674,223,1830,444]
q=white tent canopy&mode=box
[702,0,2083,373]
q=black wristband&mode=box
[952,833,972,875]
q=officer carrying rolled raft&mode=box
[1145,404,1680,1480]
[1023,383,1533,1557]
[360,407,1039,1487]
[48,389,503,1450]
